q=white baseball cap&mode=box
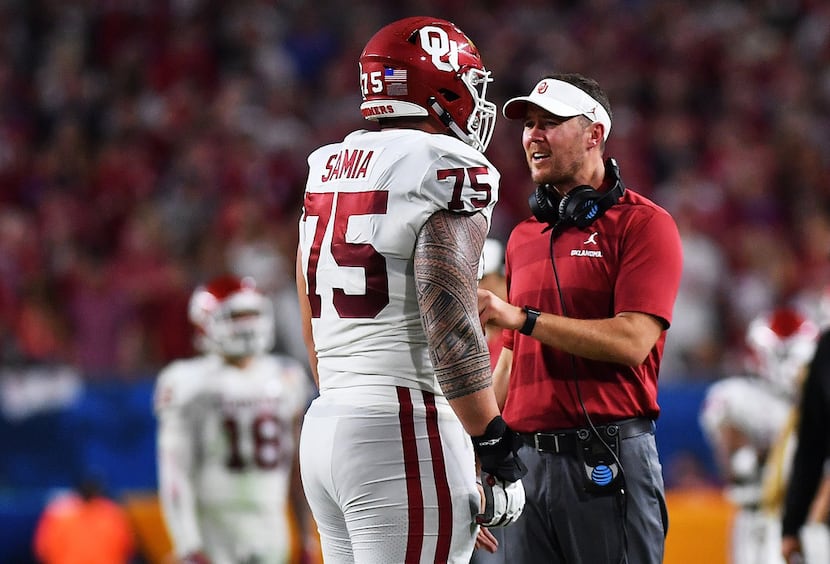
[503,78,612,141]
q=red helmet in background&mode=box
[745,307,819,399]
[188,275,275,358]
[359,16,496,152]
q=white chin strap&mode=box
[429,99,494,153]
[430,99,471,143]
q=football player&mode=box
[700,307,822,564]
[154,275,315,564]
[296,16,526,564]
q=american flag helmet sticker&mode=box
[385,67,407,82]
[385,67,408,95]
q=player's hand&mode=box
[471,415,527,527]
[180,551,210,564]
[471,415,527,482]
[476,471,525,527]
[781,535,803,564]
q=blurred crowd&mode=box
[1,0,829,381]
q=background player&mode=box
[296,16,525,564]
[700,307,822,564]
[154,275,315,564]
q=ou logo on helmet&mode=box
[419,26,460,72]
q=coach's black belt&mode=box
[520,417,654,455]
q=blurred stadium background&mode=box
[1,0,829,562]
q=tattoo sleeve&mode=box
[414,210,492,400]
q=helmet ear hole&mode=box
[439,88,460,102]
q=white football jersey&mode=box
[298,128,499,396]
[154,353,311,560]
[699,375,791,450]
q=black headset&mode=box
[528,157,625,231]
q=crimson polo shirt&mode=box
[501,189,683,432]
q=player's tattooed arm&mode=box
[415,210,492,400]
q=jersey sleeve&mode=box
[416,136,500,225]
[615,208,682,327]
[153,363,204,556]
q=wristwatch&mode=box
[519,306,541,336]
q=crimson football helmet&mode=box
[745,307,819,399]
[359,16,496,152]
[188,275,275,358]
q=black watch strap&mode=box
[519,306,541,336]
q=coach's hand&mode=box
[471,415,527,527]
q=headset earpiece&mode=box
[528,157,625,232]
[528,184,561,227]
[558,185,609,229]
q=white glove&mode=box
[476,472,525,527]
[801,522,830,563]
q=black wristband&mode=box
[519,306,541,336]
[471,415,527,482]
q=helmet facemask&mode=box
[745,309,818,400]
[429,65,496,152]
[458,66,496,151]
[203,297,275,358]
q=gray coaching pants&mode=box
[471,424,668,564]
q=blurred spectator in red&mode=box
[64,250,134,377]
[33,476,136,564]
[221,195,307,364]
[148,18,217,94]
[792,202,830,318]
[14,277,71,364]
[107,206,192,372]
[657,168,730,381]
